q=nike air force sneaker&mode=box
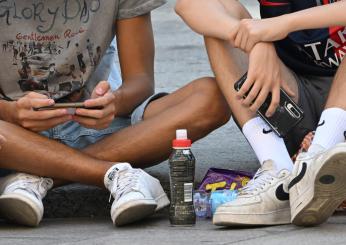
[213,161,291,226]
[0,173,53,226]
[289,143,346,226]
[104,163,169,226]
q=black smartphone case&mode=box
[234,73,304,137]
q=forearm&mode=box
[113,75,154,117]
[175,0,249,40]
[283,1,346,33]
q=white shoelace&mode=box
[108,169,141,203]
[5,174,53,200]
[239,168,275,196]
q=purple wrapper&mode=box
[198,168,254,192]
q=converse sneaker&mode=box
[0,173,53,227]
[289,143,346,226]
[213,161,291,226]
[104,163,169,226]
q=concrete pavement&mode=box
[1,213,346,245]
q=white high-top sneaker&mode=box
[104,163,169,226]
[0,173,53,227]
[289,143,346,226]
[213,161,291,226]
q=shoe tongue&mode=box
[261,160,277,173]
[104,163,132,187]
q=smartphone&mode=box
[34,102,103,111]
[234,72,304,137]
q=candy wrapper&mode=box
[198,168,253,192]
[194,168,254,218]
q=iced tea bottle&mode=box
[169,129,196,226]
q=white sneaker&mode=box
[104,163,169,226]
[0,173,53,227]
[289,143,346,226]
[213,161,291,226]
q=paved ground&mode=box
[1,1,346,244]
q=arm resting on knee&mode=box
[175,0,250,41]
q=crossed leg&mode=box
[0,77,230,187]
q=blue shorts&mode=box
[40,92,167,149]
[0,93,167,176]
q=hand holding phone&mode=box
[10,92,71,132]
[34,102,103,111]
[72,81,116,130]
[235,73,304,137]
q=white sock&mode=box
[311,108,346,150]
[242,117,293,172]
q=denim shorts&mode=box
[40,93,167,149]
[0,93,167,176]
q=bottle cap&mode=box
[176,129,187,139]
[173,129,191,148]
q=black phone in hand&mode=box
[234,72,304,137]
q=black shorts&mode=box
[284,71,333,156]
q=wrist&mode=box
[112,89,122,115]
[0,100,16,123]
[280,13,297,34]
[226,19,240,42]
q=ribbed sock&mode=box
[242,117,293,172]
[310,108,346,150]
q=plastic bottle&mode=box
[169,129,196,226]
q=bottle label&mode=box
[183,150,190,155]
[184,183,193,202]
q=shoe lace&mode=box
[109,169,141,202]
[5,174,53,200]
[239,168,275,196]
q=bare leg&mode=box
[203,0,299,126]
[0,77,230,183]
[0,121,111,187]
[83,77,230,167]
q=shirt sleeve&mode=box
[117,0,166,20]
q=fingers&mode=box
[249,87,270,113]
[75,105,114,119]
[23,115,72,132]
[245,39,255,53]
[233,19,263,53]
[281,81,296,97]
[242,83,261,107]
[234,29,243,49]
[17,96,54,110]
[73,90,115,129]
[91,81,110,98]
[265,87,280,117]
[84,92,115,108]
[30,109,69,120]
[73,114,114,129]
[237,75,254,99]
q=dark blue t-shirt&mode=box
[259,0,345,76]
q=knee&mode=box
[190,77,231,130]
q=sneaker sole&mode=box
[155,193,170,212]
[213,208,291,226]
[113,199,157,226]
[292,148,346,226]
[0,194,42,227]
